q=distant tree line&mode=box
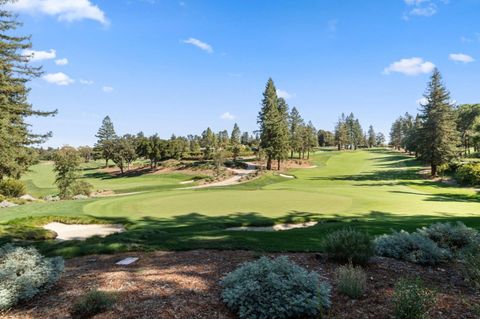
[389,68,480,177]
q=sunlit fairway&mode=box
[3,149,479,257]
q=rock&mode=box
[0,201,18,208]
[44,195,60,201]
[72,194,89,200]
[20,194,36,201]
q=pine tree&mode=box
[258,78,279,170]
[275,97,291,169]
[95,116,117,167]
[334,114,348,150]
[0,1,56,179]
[418,69,459,176]
[368,125,376,148]
[288,107,304,159]
[230,123,241,161]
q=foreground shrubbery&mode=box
[463,245,480,290]
[375,222,479,265]
[393,278,435,319]
[70,290,116,319]
[0,179,26,198]
[323,228,374,264]
[335,263,366,299]
[0,244,64,310]
[221,256,331,319]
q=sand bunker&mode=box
[279,174,295,179]
[226,221,317,232]
[43,222,125,241]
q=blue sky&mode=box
[9,0,480,147]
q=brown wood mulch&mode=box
[2,250,479,319]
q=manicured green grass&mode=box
[4,149,480,258]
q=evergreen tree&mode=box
[230,123,241,161]
[334,114,348,150]
[94,116,117,167]
[368,125,376,147]
[318,130,334,147]
[304,121,318,159]
[418,69,459,176]
[456,104,480,155]
[201,127,216,159]
[0,2,56,179]
[375,132,386,146]
[288,107,304,159]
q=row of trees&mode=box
[332,114,385,150]
[257,79,319,170]
[389,69,476,176]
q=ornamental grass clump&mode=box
[335,263,367,299]
[221,256,331,319]
[70,290,116,319]
[0,244,64,310]
[323,228,374,264]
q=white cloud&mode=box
[80,79,94,85]
[220,112,235,120]
[8,0,108,25]
[102,86,114,93]
[276,89,292,99]
[43,72,74,86]
[383,57,435,76]
[23,49,56,61]
[55,58,69,65]
[416,97,428,105]
[449,53,475,63]
[182,38,213,53]
[403,0,442,19]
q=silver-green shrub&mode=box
[393,278,435,319]
[0,244,64,310]
[335,263,367,299]
[221,256,331,319]
[374,230,451,265]
[418,222,478,252]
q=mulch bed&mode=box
[2,250,479,318]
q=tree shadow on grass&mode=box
[390,190,480,203]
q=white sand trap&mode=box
[226,221,317,232]
[179,180,194,184]
[279,174,295,179]
[43,222,125,241]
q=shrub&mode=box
[335,263,367,299]
[70,290,116,319]
[456,163,480,186]
[418,222,478,252]
[463,245,480,289]
[0,179,26,198]
[374,230,451,265]
[0,244,64,310]
[71,180,93,197]
[221,256,331,319]
[323,228,374,264]
[393,278,435,319]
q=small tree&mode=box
[112,136,137,174]
[53,147,83,199]
[78,146,93,162]
[94,116,117,167]
[230,123,241,162]
[368,125,376,147]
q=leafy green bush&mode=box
[374,230,451,265]
[0,244,64,310]
[456,163,480,186]
[70,290,116,319]
[335,263,367,299]
[71,180,93,197]
[0,179,26,198]
[463,245,480,290]
[221,256,331,319]
[393,278,435,319]
[323,228,374,264]
[418,222,478,252]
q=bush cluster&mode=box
[323,228,374,264]
[70,290,116,319]
[221,256,331,319]
[71,180,93,197]
[335,263,367,299]
[455,162,480,186]
[393,278,435,319]
[375,230,451,265]
[463,245,480,290]
[0,244,64,310]
[418,222,478,252]
[0,179,26,198]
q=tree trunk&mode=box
[431,163,437,177]
[277,159,281,171]
[105,159,109,167]
[307,150,310,159]
[290,150,293,159]
[266,156,272,170]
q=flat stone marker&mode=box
[116,257,139,266]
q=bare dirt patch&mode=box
[3,250,479,319]
[43,223,125,241]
